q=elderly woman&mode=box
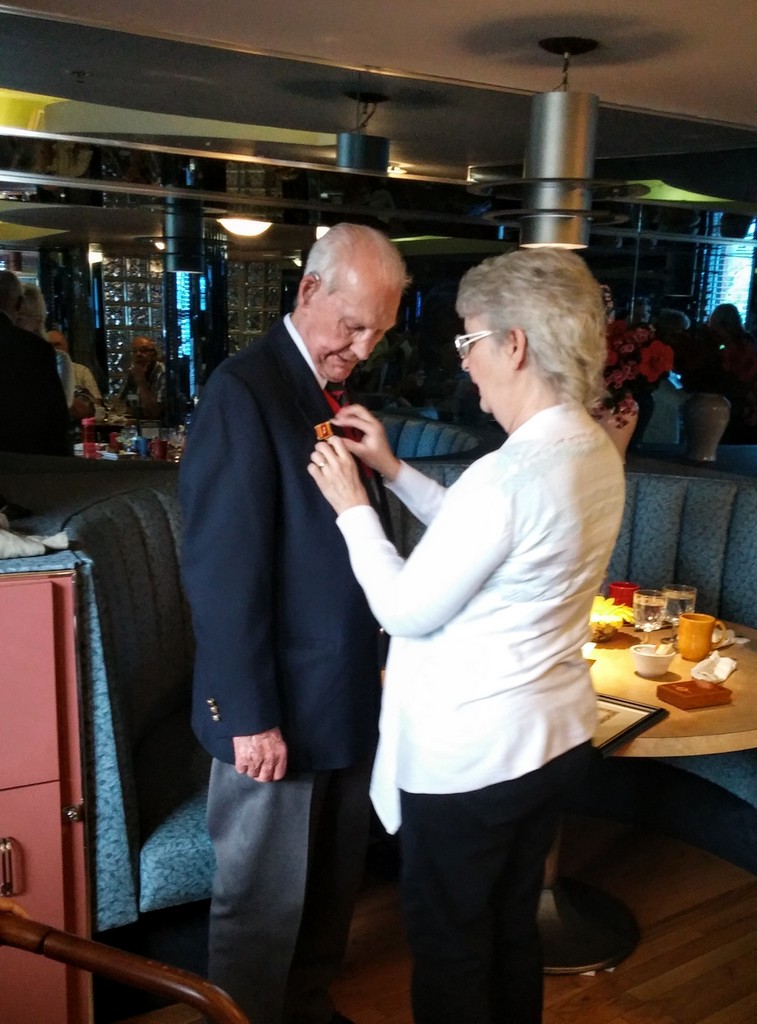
[308,248,625,1024]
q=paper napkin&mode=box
[691,651,737,683]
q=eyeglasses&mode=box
[453,330,492,359]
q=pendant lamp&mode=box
[467,38,645,248]
[164,196,205,274]
[520,38,598,249]
[336,83,390,174]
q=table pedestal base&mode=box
[538,877,639,974]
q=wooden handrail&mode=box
[0,911,250,1024]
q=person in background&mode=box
[0,271,70,455]
[180,223,408,1024]
[14,282,47,337]
[15,283,75,407]
[708,302,755,347]
[116,335,165,420]
[47,328,102,420]
[642,309,691,445]
[308,248,625,1024]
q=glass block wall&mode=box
[227,259,283,355]
[101,255,165,397]
[100,252,284,396]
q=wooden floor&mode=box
[118,817,757,1024]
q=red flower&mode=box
[597,320,675,415]
[639,338,675,382]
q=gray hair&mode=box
[303,222,410,294]
[17,284,48,336]
[456,248,607,408]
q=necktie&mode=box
[323,380,348,413]
[322,381,373,478]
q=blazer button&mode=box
[211,714,221,722]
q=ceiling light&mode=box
[466,38,644,250]
[315,225,330,240]
[336,84,390,174]
[166,197,205,274]
[519,38,599,249]
[217,217,272,237]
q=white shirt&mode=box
[72,361,102,401]
[284,312,325,387]
[336,403,625,832]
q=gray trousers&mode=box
[206,755,373,1024]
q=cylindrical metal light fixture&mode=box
[521,90,598,249]
[336,131,390,174]
[164,197,205,274]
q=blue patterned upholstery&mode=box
[59,483,214,931]
[375,413,482,459]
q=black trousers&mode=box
[399,742,593,1024]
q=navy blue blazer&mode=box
[0,313,71,456]
[180,322,382,770]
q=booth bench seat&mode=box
[1,448,755,938]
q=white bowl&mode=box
[630,643,676,678]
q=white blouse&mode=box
[336,403,625,832]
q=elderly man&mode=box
[116,335,165,420]
[0,271,70,456]
[180,223,408,1024]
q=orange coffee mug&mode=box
[678,613,726,661]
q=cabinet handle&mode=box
[1,836,16,897]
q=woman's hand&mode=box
[331,404,401,481]
[308,434,371,515]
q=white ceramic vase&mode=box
[681,392,731,462]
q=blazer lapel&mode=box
[266,323,394,537]
[267,324,332,430]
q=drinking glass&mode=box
[118,425,139,453]
[662,584,697,626]
[608,581,640,607]
[633,589,666,632]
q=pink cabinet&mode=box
[0,571,90,1024]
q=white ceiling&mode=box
[3,0,756,129]
[0,0,755,249]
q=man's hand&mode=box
[233,729,288,782]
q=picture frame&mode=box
[593,693,669,756]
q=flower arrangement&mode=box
[595,321,675,426]
[590,595,634,642]
[675,324,757,432]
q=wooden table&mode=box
[588,623,757,757]
[540,622,756,974]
